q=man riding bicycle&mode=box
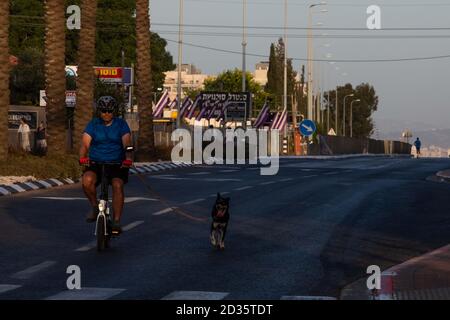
[79,96,133,235]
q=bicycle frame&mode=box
[94,164,111,237]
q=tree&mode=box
[325,83,378,138]
[135,0,154,161]
[10,48,45,105]
[265,38,297,110]
[0,1,10,160]
[203,69,270,117]
[74,0,97,152]
[44,0,67,155]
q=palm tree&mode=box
[44,0,67,155]
[135,0,155,161]
[0,1,9,160]
[74,0,97,152]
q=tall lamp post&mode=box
[242,0,247,128]
[342,93,354,136]
[307,2,327,122]
[350,99,360,138]
[176,0,184,129]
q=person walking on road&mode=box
[414,137,422,158]
[17,118,31,152]
[35,121,47,156]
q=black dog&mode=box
[210,193,230,250]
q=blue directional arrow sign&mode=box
[299,119,317,137]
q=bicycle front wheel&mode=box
[97,215,106,251]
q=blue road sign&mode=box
[299,119,317,137]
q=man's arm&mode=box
[80,133,92,158]
[122,133,133,161]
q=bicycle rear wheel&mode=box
[97,216,106,251]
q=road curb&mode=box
[0,161,193,197]
[436,170,450,182]
[280,154,413,160]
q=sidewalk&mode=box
[341,244,450,300]
[0,161,193,197]
[436,169,450,182]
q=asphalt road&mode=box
[0,156,449,300]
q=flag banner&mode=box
[254,102,269,128]
[270,112,280,130]
[179,97,193,118]
[153,90,170,118]
[276,107,288,131]
[186,95,202,119]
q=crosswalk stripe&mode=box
[153,207,176,216]
[0,284,21,294]
[45,287,126,300]
[280,296,337,300]
[182,198,206,205]
[75,242,96,252]
[234,186,253,191]
[122,221,144,232]
[12,261,57,279]
[161,291,229,300]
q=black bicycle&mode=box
[92,161,121,252]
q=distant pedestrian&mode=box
[36,121,47,156]
[17,118,31,152]
[414,137,421,158]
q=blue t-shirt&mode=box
[84,118,131,162]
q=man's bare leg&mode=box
[111,178,124,222]
[82,171,98,207]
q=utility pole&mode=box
[176,0,184,129]
[242,0,247,128]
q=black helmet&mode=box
[97,96,117,112]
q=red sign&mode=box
[94,67,123,82]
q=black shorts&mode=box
[84,164,129,186]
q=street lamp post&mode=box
[307,2,327,122]
[342,93,354,136]
[242,0,247,128]
[176,0,184,129]
[350,99,360,138]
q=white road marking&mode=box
[153,207,176,216]
[187,172,210,175]
[124,197,158,203]
[152,176,188,180]
[45,287,126,300]
[75,242,96,252]
[221,192,230,195]
[0,284,21,294]
[324,172,339,175]
[260,181,276,185]
[7,184,26,192]
[122,221,145,232]
[182,198,206,205]
[161,291,229,300]
[219,170,239,173]
[280,296,336,300]
[12,261,57,280]
[300,175,318,178]
[234,186,253,191]
[247,167,261,170]
[203,178,241,182]
[32,197,157,203]
[279,178,294,182]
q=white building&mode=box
[163,64,212,100]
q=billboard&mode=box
[8,112,38,130]
[200,92,251,121]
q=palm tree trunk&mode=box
[0,1,9,160]
[74,0,97,152]
[44,0,67,155]
[135,0,155,161]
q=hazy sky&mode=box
[151,0,450,133]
